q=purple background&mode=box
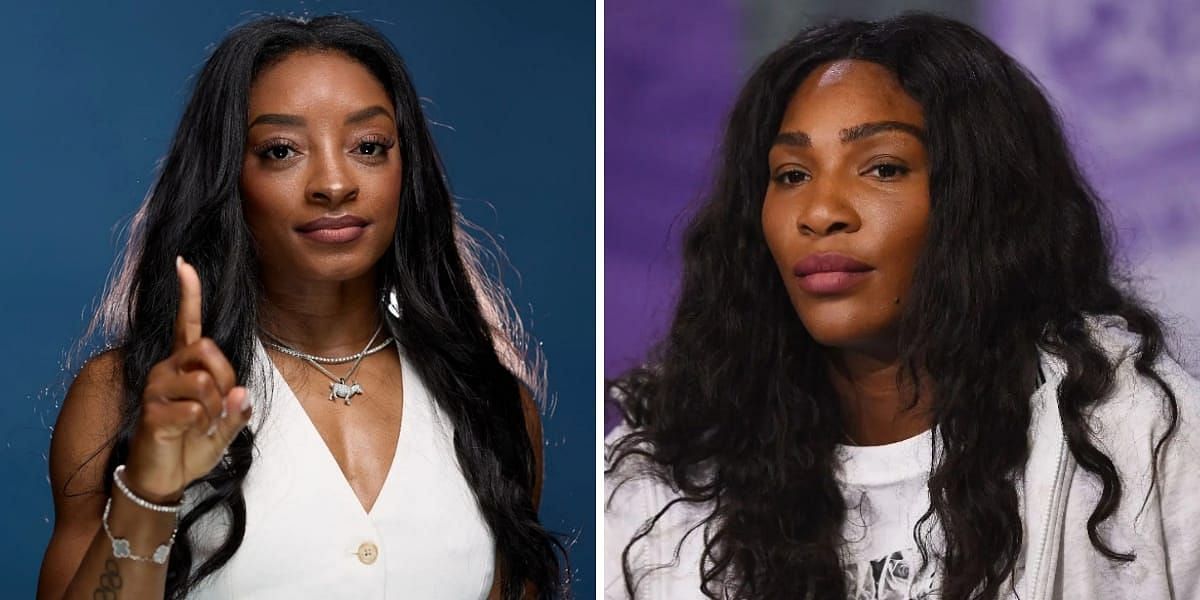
[605,0,1200,432]
[604,0,739,379]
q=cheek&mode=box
[378,168,403,211]
[365,165,404,238]
[239,181,272,234]
[760,194,794,266]
[239,168,298,246]
[880,199,931,294]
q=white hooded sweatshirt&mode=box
[604,317,1200,599]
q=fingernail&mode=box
[176,255,183,269]
[239,388,252,412]
[206,422,218,437]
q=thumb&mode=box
[214,386,253,444]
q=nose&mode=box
[797,178,861,237]
[305,147,358,206]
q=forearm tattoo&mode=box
[93,558,123,600]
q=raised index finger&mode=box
[174,256,203,352]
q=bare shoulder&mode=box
[51,349,126,496]
[516,384,544,508]
[517,384,542,447]
[39,348,127,597]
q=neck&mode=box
[825,347,933,446]
[257,266,385,356]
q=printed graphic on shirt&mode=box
[844,547,937,600]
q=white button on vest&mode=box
[181,340,495,598]
[357,542,379,565]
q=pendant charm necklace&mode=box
[261,322,393,405]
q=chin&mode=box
[794,301,895,352]
[802,322,869,349]
[285,232,389,270]
[293,252,382,282]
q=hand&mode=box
[123,256,253,503]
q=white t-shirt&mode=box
[604,318,1200,599]
[836,430,939,599]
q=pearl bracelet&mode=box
[113,464,183,513]
[103,465,183,565]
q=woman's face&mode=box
[761,59,930,357]
[241,50,402,285]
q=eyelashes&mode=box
[254,139,301,161]
[251,135,397,163]
[774,169,811,185]
[771,162,911,187]
[865,163,910,179]
[353,135,396,158]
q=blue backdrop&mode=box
[0,1,595,596]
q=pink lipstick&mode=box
[296,214,369,244]
[792,252,874,294]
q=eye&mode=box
[773,169,810,186]
[254,140,300,161]
[867,163,910,179]
[267,146,293,160]
[353,135,395,158]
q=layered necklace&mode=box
[261,322,395,405]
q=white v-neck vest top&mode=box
[181,339,495,598]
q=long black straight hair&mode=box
[608,13,1180,600]
[77,15,563,598]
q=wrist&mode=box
[104,493,179,565]
[118,464,185,506]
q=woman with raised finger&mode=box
[605,13,1200,600]
[38,15,563,600]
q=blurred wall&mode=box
[605,0,1200,432]
[0,2,595,595]
[604,1,739,386]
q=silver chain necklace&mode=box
[262,330,395,364]
[260,323,393,405]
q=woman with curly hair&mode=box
[39,15,562,599]
[605,13,1199,600]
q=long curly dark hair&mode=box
[607,13,1180,600]
[69,15,563,599]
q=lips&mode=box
[296,214,369,232]
[296,214,370,244]
[792,253,873,277]
[792,252,874,294]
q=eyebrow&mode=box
[772,120,925,147]
[249,113,305,128]
[841,120,924,144]
[344,105,394,125]
[247,105,395,128]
